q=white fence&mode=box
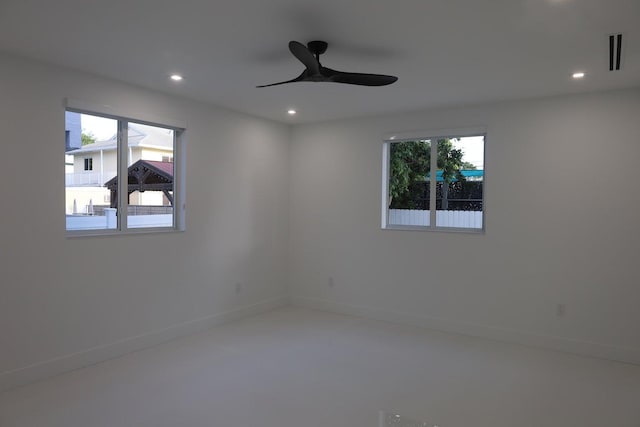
[65,171,116,186]
[389,209,483,229]
[67,208,173,230]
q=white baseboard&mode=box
[0,296,290,393]
[291,296,640,366]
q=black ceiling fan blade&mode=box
[324,68,398,86]
[288,41,320,75]
[256,71,306,88]
[257,40,397,88]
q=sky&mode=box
[452,136,484,169]
[81,114,117,140]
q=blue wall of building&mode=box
[65,111,81,151]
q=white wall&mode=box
[0,53,291,390]
[1,51,638,394]
[289,89,640,364]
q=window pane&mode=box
[388,140,431,226]
[126,122,174,229]
[65,112,118,231]
[435,136,484,229]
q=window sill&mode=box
[66,227,184,238]
[382,224,484,234]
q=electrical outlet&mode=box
[556,303,566,317]
[328,277,335,288]
[235,282,242,295]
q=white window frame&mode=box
[65,99,186,237]
[381,127,486,233]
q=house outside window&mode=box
[65,106,185,234]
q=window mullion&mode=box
[117,121,128,230]
[429,139,437,228]
[381,142,391,228]
[171,131,178,229]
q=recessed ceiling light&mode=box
[572,72,585,79]
[287,109,297,115]
[170,74,183,81]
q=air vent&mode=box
[609,34,623,71]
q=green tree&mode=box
[462,161,476,170]
[389,139,467,209]
[81,131,96,146]
[435,139,465,209]
[389,140,429,206]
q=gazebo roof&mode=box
[104,159,173,192]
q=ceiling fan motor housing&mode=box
[307,40,328,56]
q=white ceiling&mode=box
[1,0,638,124]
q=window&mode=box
[65,106,184,234]
[382,131,485,232]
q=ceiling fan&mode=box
[257,40,398,88]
